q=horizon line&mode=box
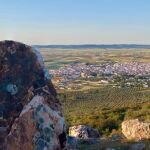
[33,43,150,46]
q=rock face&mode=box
[122,119,150,140]
[69,125,100,139]
[0,41,66,150]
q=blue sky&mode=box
[0,0,150,45]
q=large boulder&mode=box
[0,41,66,150]
[122,119,150,140]
[69,125,100,139]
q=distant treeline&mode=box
[33,44,150,49]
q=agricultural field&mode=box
[40,48,150,70]
[59,87,150,135]
[40,48,150,91]
[40,48,150,137]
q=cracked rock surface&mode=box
[122,119,150,140]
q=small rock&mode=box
[110,134,124,141]
[67,136,78,150]
[69,125,100,139]
[129,143,146,150]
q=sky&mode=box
[0,0,150,45]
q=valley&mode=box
[40,48,150,149]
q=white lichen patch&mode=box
[7,47,16,54]
[6,84,18,95]
[20,95,65,149]
[10,49,16,54]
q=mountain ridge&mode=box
[33,44,150,49]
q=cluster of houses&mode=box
[50,62,150,77]
[49,62,150,90]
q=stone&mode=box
[110,134,124,141]
[0,41,66,150]
[122,119,150,140]
[129,143,146,150]
[77,138,98,145]
[67,136,78,150]
[69,125,100,139]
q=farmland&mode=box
[40,48,150,69]
[40,48,150,136]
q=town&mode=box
[49,62,150,91]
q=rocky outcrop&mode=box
[122,119,150,140]
[69,125,100,139]
[0,41,66,150]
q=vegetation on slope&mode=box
[59,87,150,136]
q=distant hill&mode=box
[33,44,150,49]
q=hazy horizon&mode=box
[0,0,150,45]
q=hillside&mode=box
[41,47,150,149]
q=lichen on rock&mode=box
[6,84,18,95]
[69,125,100,139]
[0,40,66,150]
